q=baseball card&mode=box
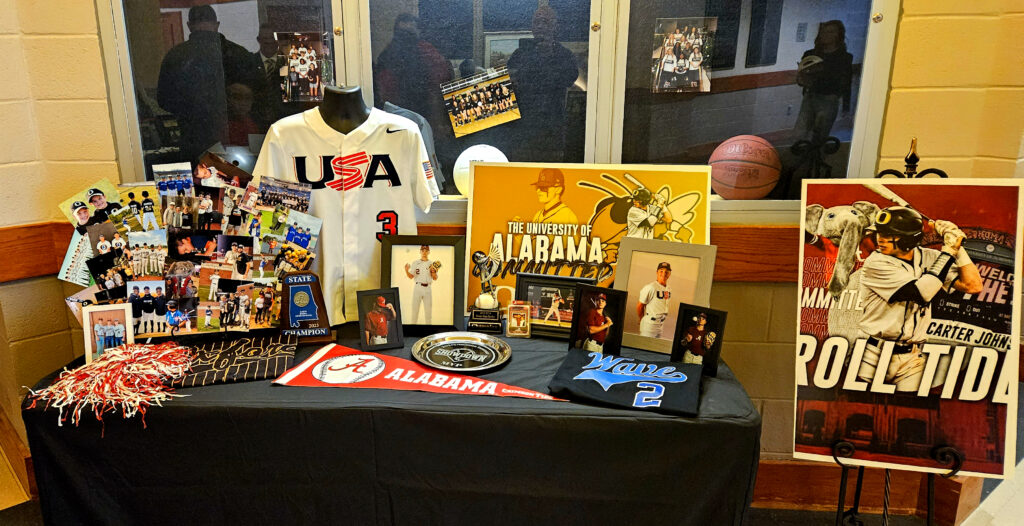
[506,302,531,338]
[441,66,520,138]
[82,304,134,363]
[194,151,254,190]
[65,285,102,327]
[126,229,168,280]
[614,238,717,353]
[127,279,171,337]
[249,278,282,329]
[670,303,726,377]
[568,284,627,356]
[59,231,94,287]
[796,179,1021,478]
[386,243,456,327]
[651,18,715,93]
[466,163,711,314]
[255,176,311,213]
[357,288,404,351]
[117,183,163,231]
[58,179,123,234]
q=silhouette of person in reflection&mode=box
[252,23,284,130]
[794,20,853,144]
[373,14,453,128]
[157,6,262,161]
[507,6,579,162]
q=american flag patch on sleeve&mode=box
[422,161,435,180]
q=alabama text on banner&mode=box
[466,162,710,312]
[274,344,562,401]
[795,180,1020,478]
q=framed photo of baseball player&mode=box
[670,304,726,377]
[381,235,466,331]
[797,179,1023,478]
[513,272,596,339]
[357,288,404,351]
[466,162,711,316]
[614,238,717,353]
[568,285,627,356]
[82,303,134,363]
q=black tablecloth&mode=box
[23,331,761,526]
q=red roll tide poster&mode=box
[796,179,1020,477]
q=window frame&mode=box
[97,0,898,226]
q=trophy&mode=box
[467,248,503,333]
[279,271,334,343]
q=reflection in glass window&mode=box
[623,0,872,199]
[369,1,591,194]
[122,1,333,179]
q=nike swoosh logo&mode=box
[386,128,403,134]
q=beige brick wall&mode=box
[0,0,115,439]
[877,1,1024,177]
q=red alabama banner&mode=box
[274,344,562,401]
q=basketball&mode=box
[708,135,781,200]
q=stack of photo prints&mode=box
[60,160,322,362]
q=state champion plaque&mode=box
[279,271,334,343]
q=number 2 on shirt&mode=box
[633,382,665,408]
[376,210,398,241]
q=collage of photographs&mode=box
[59,155,320,360]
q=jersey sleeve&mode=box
[253,126,292,185]
[410,129,439,209]
[638,283,654,305]
[860,255,910,303]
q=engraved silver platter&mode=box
[411,332,512,373]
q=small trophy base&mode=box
[467,306,503,334]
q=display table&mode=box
[23,334,761,525]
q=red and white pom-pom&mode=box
[26,342,195,429]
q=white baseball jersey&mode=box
[254,107,438,323]
[858,248,959,343]
[626,206,658,238]
[97,241,111,254]
[408,259,435,285]
[638,281,672,317]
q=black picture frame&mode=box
[513,273,596,339]
[381,235,465,331]
[356,288,404,351]
[669,303,727,377]
[568,284,627,356]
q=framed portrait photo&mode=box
[357,288,404,351]
[506,302,531,338]
[670,304,726,377]
[514,273,596,339]
[615,238,717,353]
[568,285,627,356]
[381,235,465,330]
[82,303,134,364]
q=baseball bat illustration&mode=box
[863,183,962,245]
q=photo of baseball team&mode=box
[651,17,715,93]
[82,304,133,363]
[274,32,325,103]
[441,67,521,138]
[796,180,1021,476]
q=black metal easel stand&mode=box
[831,441,964,526]
[875,137,948,179]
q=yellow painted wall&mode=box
[878,0,1024,177]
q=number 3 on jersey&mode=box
[376,210,398,241]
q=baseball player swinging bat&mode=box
[863,183,964,249]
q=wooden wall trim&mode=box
[0,222,799,284]
[0,222,73,284]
